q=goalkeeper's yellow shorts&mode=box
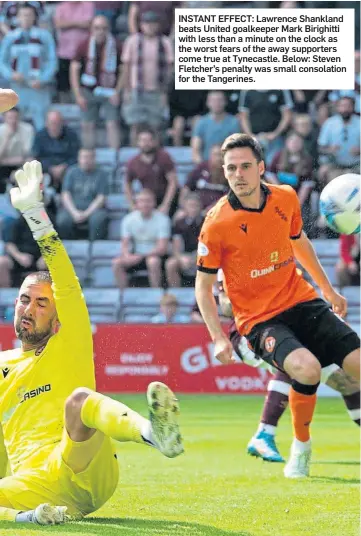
[0,429,119,518]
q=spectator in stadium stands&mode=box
[2,209,54,287]
[121,10,173,146]
[0,3,57,130]
[318,96,360,184]
[56,148,108,241]
[54,1,94,100]
[191,91,240,164]
[292,113,319,171]
[238,89,293,165]
[125,126,178,216]
[128,1,177,36]
[0,1,47,35]
[0,107,34,193]
[70,15,123,150]
[180,145,228,215]
[336,234,360,288]
[32,110,79,192]
[151,293,190,324]
[168,85,207,146]
[291,90,329,116]
[166,193,203,288]
[94,1,123,34]
[328,51,361,115]
[268,132,315,208]
[112,189,171,289]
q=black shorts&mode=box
[246,298,360,371]
[126,256,168,275]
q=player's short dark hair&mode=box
[221,133,264,163]
[24,271,52,285]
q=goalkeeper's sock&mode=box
[81,391,151,445]
[16,511,35,523]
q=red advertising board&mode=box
[93,324,271,394]
[0,324,272,394]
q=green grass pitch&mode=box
[0,395,359,536]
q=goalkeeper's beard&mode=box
[15,317,55,345]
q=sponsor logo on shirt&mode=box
[20,384,52,403]
[250,256,294,279]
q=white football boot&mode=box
[284,439,312,478]
[147,382,184,458]
[33,504,68,525]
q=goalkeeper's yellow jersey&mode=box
[0,233,95,475]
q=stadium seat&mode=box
[341,286,360,306]
[313,239,339,259]
[89,241,121,288]
[106,194,129,212]
[123,313,154,323]
[118,147,138,164]
[108,218,122,240]
[121,288,164,320]
[95,148,118,167]
[106,195,129,240]
[0,288,18,322]
[83,288,121,323]
[165,147,192,164]
[62,240,91,285]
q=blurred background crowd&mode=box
[0,0,359,325]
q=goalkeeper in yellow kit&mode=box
[0,160,184,525]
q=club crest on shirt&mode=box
[198,242,209,256]
[265,336,276,353]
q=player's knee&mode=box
[65,388,92,417]
[287,352,321,384]
[146,255,161,269]
[165,257,178,271]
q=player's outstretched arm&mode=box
[292,230,347,317]
[10,161,92,347]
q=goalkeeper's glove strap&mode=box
[22,203,54,241]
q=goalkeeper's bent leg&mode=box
[67,385,184,458]
[67,388,146,444]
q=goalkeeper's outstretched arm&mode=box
[10,161,92,351]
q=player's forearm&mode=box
[195,281,225,341]
[292,232,333,292]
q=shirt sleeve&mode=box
[61,167,73,193]
[121,214,132,238]
[318,120,331,147]
[157,214,171,239]
[192,117,204,138]
[161,151,176,174]
[288,187,303,240]
[197,214,222,273]
[37,232,92,355]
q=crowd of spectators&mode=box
[0,0,359,297]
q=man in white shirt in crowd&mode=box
[112,189,171,289]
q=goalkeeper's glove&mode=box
[10,161,54,240]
